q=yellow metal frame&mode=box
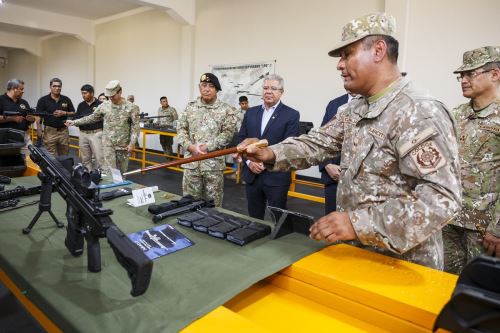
[288,171,325,203]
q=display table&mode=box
[0,176,324,332]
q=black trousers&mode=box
[324,182,338,215]
[245,176,289,220]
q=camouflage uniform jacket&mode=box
[73,100,140,148]
[451,99,499,236]
[177,97,237,171]
[157,106,178,127]
[269,78,462,269]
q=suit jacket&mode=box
[318,94,348,185]
[238,102,300,186]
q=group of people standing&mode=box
[0,11,497,274]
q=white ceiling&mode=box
[4,0,143,20]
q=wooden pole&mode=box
[123,139,268,176]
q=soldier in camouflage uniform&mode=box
[238,13,462,270]
[177,73,238,207]
[156,96,178,158]
[443,46,500,274]
[65,80,140,175]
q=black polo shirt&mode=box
[75,99,102,131]
[0,93,32,131]
[36,94,75,129]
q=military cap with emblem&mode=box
[200,73,222,91]
[453,46,500,73]
[105,80,122,97]
[328,12,397,57]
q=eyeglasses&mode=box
[263,86,282,92]
[456,70,492,82]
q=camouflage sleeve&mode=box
[73,104,104,126]
[176,106,192,150]
[350,103,462,255]
[206,106,238,152]
[172,108,178,121]
[156,107,164,125]
[268,110,345,171]
[129,104,140,145]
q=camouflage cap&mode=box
[105,80,121,97]
[453,46,500,73]
[328,12,396,57]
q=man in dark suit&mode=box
[318,93,350,214]
[238,74,300,219]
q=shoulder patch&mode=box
[397,127,438,157]
[409,140,447,175]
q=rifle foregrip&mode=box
[86,236,101,273]
[106,226,153,297]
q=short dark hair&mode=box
[81,84,94,94]
[98,93,108,100]
[50,78,62,86]
[239,96,248,103]
[160,96,167,101]
[6,79,24,91]
[362,35,399,63]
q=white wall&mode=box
[95,9,183,116]
[40,35,93,106]
[95,9,183,150]
[4,49,39,106]
[403,0,500,108]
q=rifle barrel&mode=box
[123,139,268,176]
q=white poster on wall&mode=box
[210,60,275,109]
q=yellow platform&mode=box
[183,244,456,332]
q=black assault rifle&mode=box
[28,144,153,296]
[3,107,51,118]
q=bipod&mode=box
[22,172,64,234]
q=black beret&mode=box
[200,73,221,91]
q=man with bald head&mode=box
[238,13,461,269]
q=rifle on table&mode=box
[0,185,41,201]
[123,139,268,176]
[28,144,153,297]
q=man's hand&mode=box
[248,161,265,174]
[483,232,500,258]
[127,144,134,153]
[309,212,357,242]
[237,138,275,163]
[25,115,35,122]
[64,120,74,127]
[9,116,24,123]
[188,143,207,157]
[53,110,66,117]
[325,164,341,181]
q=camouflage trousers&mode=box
[102,145,130,176]
[43,126,69,156]
[159,135,174,156]
[443,224,484,274]
[182,168,224,207]
[79,129,104,171]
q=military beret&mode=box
[200,73,221,91]
[328,12,397,57]
[453,46,500,73]
[105,80,121,97]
